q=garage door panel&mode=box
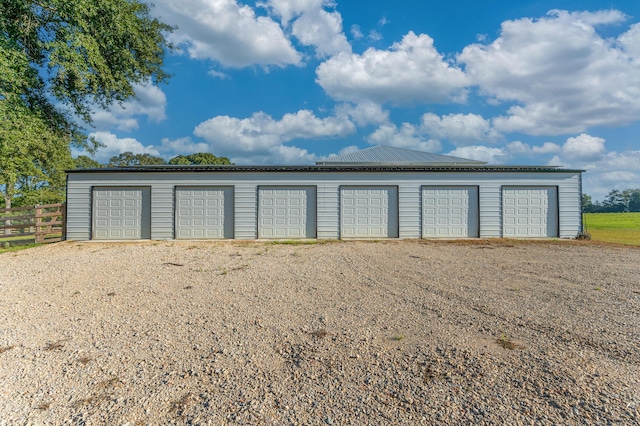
[340,186,398,238]
[175,187,234,239]
[502,187,558,237]
[422,186,479,238]
[258,186,316,239]
[92,187,150,240]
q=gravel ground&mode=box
[0,239,639,425]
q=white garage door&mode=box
[422,186,479,238]
[341,186,398,238]
[258,187,316,238]
[175,187,233,239]
[503,187,558,237]
[92,187,150,240]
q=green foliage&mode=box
[168,153,234,165]
[0,0,173,206]
[108,151,165,167]
[584,188,640,213]
[73,155,102,169]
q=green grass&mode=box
[584,212,640,246]
[0,243,40,254]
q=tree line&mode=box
[0,152,232,209]
[76,151,233,168]
[583,189,640,213]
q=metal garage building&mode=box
[65,146,584,241]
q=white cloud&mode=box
[619,23,640,59]
[447,146,507,164]
[575,151,640,201]
[155,0,301,68]
[193,109,355,157]
[290,8,351,57]
[533,142,562,154]
[335,102,389,126]
[158,137,210,155]
[562,133,606,160]
[208,69,229,79]
[368,30,382,42]
[338,145,359,155]
[88,131,160,163]
[261,0,351,58]
[506,141,561,155]
[524,134,639,200]
[459,9,640,135]
[420,113,500,146]
[563,9,627,26]
[367,123,441,152]
[91,83,167,132]
[316,31,469,104]
[259,0,323,25]
[268,145,318,163]
[350,24,363,39]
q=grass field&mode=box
[583,212,640,246]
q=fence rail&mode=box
[0,203,66,246]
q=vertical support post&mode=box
[62,203,67,241]
[35,205,43,243]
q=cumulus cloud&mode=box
[88,132,160,163]
[335,102,389,126]
[420,113,501,146]
[158,137,210,155]
[155,0,301,68]
[563,149,640,201]
[619,23,640,59]
[506,141,561,155]
[367,123,441,152]
[91,83,167,132]
[193,109,355,157]
[260,0,351,58]
[316,31,469,104]
[447,146,507,164]
[459,9,640,135]
[562,133,606,160]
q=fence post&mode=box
[62,203,67,241]
[35,205,43,243]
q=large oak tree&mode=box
[0,0,173,208]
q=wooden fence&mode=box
[0,203,66,246]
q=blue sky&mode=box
[80,0,640,201]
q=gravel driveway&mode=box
[0,240,639,425]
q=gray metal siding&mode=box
[317,183,340,239]
[399,184,421,239]
[66,180,92,241]
[479,185,501,238]
[558,174,582,238]
[151,184,174,240]
[234,184,258,239]
[65,170,583,241]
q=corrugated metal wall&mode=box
[66,171,582,241]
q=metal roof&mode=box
[316,145,486,165]
[67,164,584,174]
